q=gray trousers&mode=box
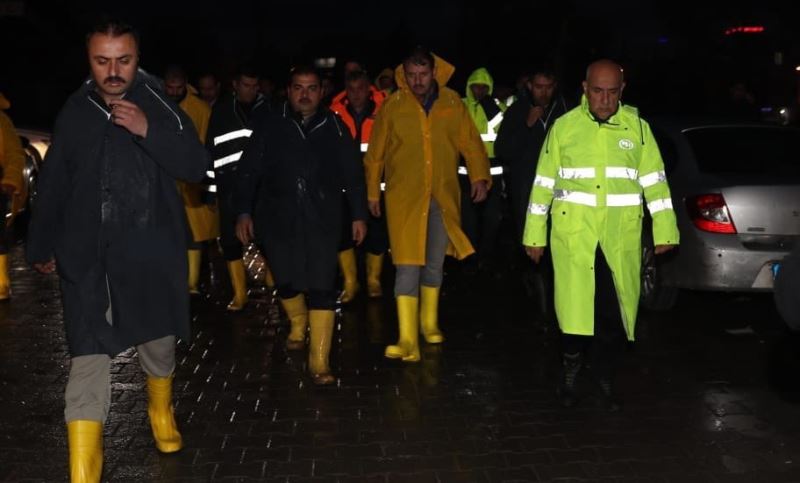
[64,335,176,423]
[394,199,449,297]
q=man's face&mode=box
[197,76,220,103]
[470,83,490,101]
[87,33,139,101]
[233,75,260,104]
[528,74,557,107]
[345,78,370,111]
[404,62,434,99]
[164,76,187,102]
[582,67,625,121]
[287,73,322,117]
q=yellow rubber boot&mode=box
[0,254,10,300]
[365,253,384,298]
[67,420,103,483]
[385,296,420,362]
[146,375,183,453]
[187,249,201,295]
[420,285,444,344]
[226,259,248,311]
[280,294,308,350]
[308,309,336,385]
[338,248,360,303]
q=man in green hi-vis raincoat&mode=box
[523,60,679,411]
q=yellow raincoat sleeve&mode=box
[0,112,25,194]
[638,121,680,246]
[457,101,491,187]
[522,125,561,247]
[363,103,388,202]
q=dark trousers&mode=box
[364,198,388,255]
[0,193,8,254]
[276,286,337,310]
[459,173,503,261]
[218,188,243,261]
[562,247,627,379]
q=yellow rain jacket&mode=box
[178,89,219,242]
[0,93,26,224]
[364,56,491,265]
[523,96,680,340]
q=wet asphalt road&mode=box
[2,240,800,483]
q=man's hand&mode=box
[525,246,545,264]
[471,180,489,203]
[235,214,254,245]
[109,99,149,138]
[368,200,381,218]
[526,105,545,127]
[0,184,15,196]
[654,244,677,255]
[33,259,56,274]
[352,220,367,246]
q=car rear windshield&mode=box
[684,126,800,176]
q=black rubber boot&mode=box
[557,353,582,408]
[596,378,622,412]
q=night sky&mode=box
[3,0,800,128]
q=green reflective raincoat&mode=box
[463,68,506,159]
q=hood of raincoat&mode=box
[394,53,455,92]
[464,67,494,104]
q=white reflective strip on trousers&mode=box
[607,193,642,206]
[360,143,369,153]
[533,175,555,190]
[638,170,667,188]
[558,167,596,179]
[458,166,504,175]
[481,133,497,142]
[553,189,597,206]
[213,129,253,146]
[606,166,639,180]
[528,203,549,215]
[213,151,243,169]
[648,198,674,213]
[205,170,215,179]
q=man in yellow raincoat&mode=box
[164,66,219,295]
[524,60,679,410]
[365,47,491,362]
[0,91,26,300]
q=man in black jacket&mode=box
[235,65,367,385]
[26,20,208,481]
[206,64,267,311]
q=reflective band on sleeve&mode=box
[553,189,597,206]
[481,133,497,142]
[213,129,253,146]
[558,167,596,179]
[638,170,667,188]
[528,203,549,215]
[648,198,674,213]
[487,112,504,130]
[205,170,215,179]
[360,143,369,152]
[606,167,639,179]
[213,151,242,169]
[533,175,555,189]
[607,193,643,206]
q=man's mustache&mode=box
[104,76,126,85]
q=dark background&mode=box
[2,0,800,129]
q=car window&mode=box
[684,126,800,177]
[651,127,678,175]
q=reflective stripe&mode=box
[205,170,215,179]
[213,151,242,169]
[205,185,217,193]
[558,167,596,179]
[638,170,667,188]
[213,129,252,146]
[360,143,369,153]
[481,133,497,142]
[606,167,638,180]
[553,189,596,206]
[648,198,674,213]
[528,203,549,215]
[380,182,386,192]
[487,112,504,130]
[607,193,642,206]
[458,166,504,176]
[533,175,555,190]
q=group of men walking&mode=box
[21,19,679,483]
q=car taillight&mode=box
[686,194,737,234]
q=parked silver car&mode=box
[641,121,800,310]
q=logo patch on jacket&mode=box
[618,139,634,150]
